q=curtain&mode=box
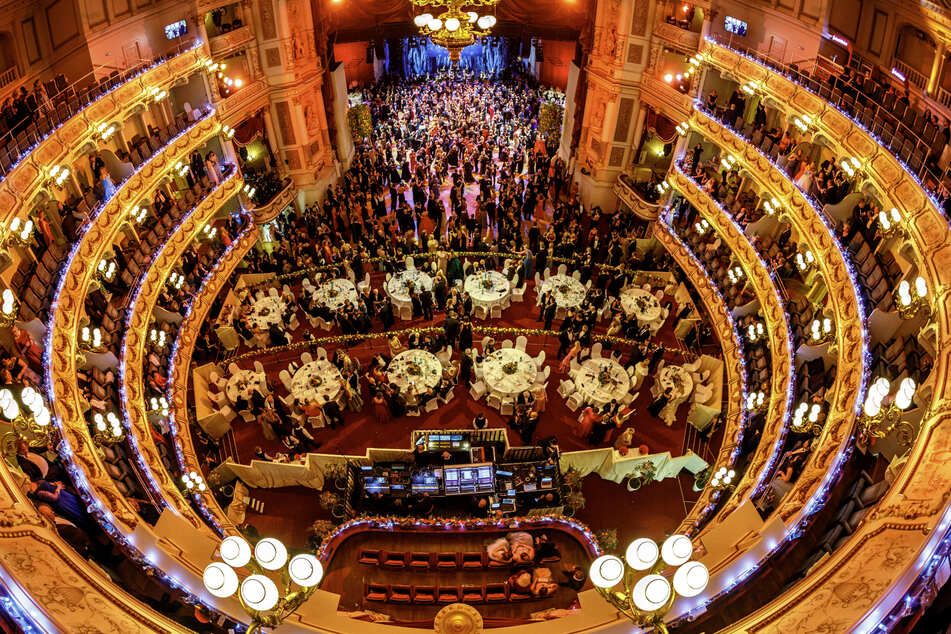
[233,112,264,147]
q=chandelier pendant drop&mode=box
[412,0,499,63]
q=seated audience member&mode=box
[487,537,513,563]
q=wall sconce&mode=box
[182,470,207,493]
[149,328,167,349]
[0,289,19,327]
[719,154,737,170]
[745,390,766,412]
[589,535,708,632]
[894,276,931,319]
[48,165,70,189]
[839,156,861,177]
[79,326,105,352]
[726,265,744,284]
[242,183,257,199]
[97,258,117,283]
[878,207,904,239]
[92,411,124,445]
[676,122,690,136]
[96,122,118,141]
[860,376,916,446]
[708,466,736,490]
[762,197,781,215]
[746,320,765,342]
[792,115,812,132]
[173,161,190,178]
[693,218,711,235]
[204,60,222,73]
[740,81,758,95]
[1,387,52,445]
[168,271,185,289]
[792,400,823,434]
[146,86,168,102]
[221,124,236,139]
[688,54,703,68]
[149,395,170,417]
[809,317,834,344]
[200,224,218,241]
[794,249,815,272]
[130,206,149,224]
[4,217,34,248]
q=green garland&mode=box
[538,101,564,140]
[347,104,372,142]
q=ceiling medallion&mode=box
[411,0,499,63]
[434,602,484,634]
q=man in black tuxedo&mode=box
[420,287,434,321]
[443,311,459,348]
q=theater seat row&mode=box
[358,548,560,570]
[364,581,545,604]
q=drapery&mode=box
[233,112,264,147]
[401,37,510,77]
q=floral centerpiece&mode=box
[502,361,518,375]
[406,360,422,376]
[326,285,339,298]
[309,376,323,388]
[258,307,270,317]
[634,295,655,311]
[668,370,685,391]
[480,276,495,291]
[597,368,614,386]
[557,283,571,295]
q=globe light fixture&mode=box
[860,376,918,447]
[203,536,324,634]
[894,276,932,319]
[589,535,708,633]
[411,0,500,63]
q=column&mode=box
[928,43,946,97]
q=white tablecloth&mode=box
[247,297,285,331]
[464,271,511,309]
[541,275,586,308]
[386,270,433,305]
[481,348,537,398]
[305,279,359,312]
[387,349,441,396]
[291,360,342,405]
[574,359,631,408]
[621,287,662,323]
[658,365,694,400]
[226,370,266,404]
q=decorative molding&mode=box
[120,171,242,536]
[209,24,254,58]
[638,74,692,120]
[653,22,701,52]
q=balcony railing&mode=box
[892,59,928,91]
[0,40,204,181]
[703,35,950,194]
[0,66,17,90]
[209,24,253,57]
[654,20,701,51]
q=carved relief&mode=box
[258,0,277,39]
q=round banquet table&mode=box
[226,369,267,404]
[291,360,343,405]
[386,349,442,399]
[386,270,433,306]
[463,271,511,310]
[247,296,285,331]
[540,274,586,309]
[621,287,662,323]
[657,364,694,400]
[573,358,631,408]
[305,279,360,312]
[480,348,538,399]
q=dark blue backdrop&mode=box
[400,37,510,77]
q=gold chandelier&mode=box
[411,0,500,63]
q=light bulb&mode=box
[428,18,443,30]
[631,574,671,612]
[673,561,709,597]
[915,276,927,298]
[589,555,624,588]
[288,554,324,587]
[445,17,460,31]
[625,538,659,570]
[240,575,279,611]
[414,13,432,26]
[203,562,239,598]
[661,534,693,566]
[220,536,252,568]
[467,11,478,22]
[254,537,288,570]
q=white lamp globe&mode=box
[445,17,460,32]
[631,574,672,612]
[240,574,279,612]
[254,537,288,571]
[428,18,443,31]
[467,11,478,22]
[484,15,496,27]
[288,554,324,587]
[673,560,709,597]
[915,276,928,298]
[625,538,659,571]
[203,562,239,598]
[661,534,693,566]
[414,13,432,27]
[589,555,625,588]
[220,536,252,568]
[477,15,492,29]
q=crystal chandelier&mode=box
[412,0,500,63]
